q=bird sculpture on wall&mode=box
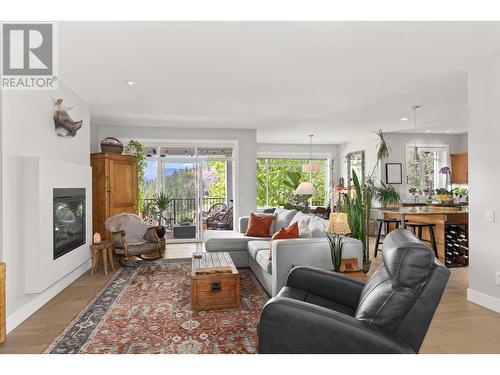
[53,98,83,138]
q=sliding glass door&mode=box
[161,160,200,241]
[143,146,234,243]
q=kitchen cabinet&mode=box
[451,152,468,184]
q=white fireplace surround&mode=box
[24,157,92,294]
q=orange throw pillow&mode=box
[245,213,275,237]
[269,221,299,260]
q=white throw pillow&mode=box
[297,218,313,238]
[273,207,297,233]
[308,216,328,238]
[290,211,309,224]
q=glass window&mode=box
[407,146,448,195]
[256,158,328,208]
[144,160,157,199]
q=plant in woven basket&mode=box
[326,232,345,272]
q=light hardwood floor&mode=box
[1,240,499,354]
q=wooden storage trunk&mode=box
[191,252,240,311]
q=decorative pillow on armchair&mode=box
[245,213,275,237]
[269,221,299,260]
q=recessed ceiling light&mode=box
[124,80,136,86]
[446,130,451,133]
[425,130,431,133]
[400,117,409,121]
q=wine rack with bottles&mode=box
[445,224,468,268]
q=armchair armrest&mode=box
[286,266,365,310]
[270,238,331,297]
[143,226,160,243]
[258,297,414,354]
[111,230,128,256]
[239,216,250,234]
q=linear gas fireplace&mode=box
[53,188,86,260]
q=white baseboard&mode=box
[6,259,91,333]
[467,288,500,313]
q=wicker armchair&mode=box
[204,203,227,228]
[207,207,233,230]
[105,213,164,265]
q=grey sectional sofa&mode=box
[203,209,363,297]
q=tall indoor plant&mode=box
[343,170,371,271]
[343,129,396,273]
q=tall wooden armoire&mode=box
[91,153,138,240]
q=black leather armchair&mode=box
[258,229,451,354]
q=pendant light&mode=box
[302,134,321,172]
[412,105,422,163]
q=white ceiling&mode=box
[59,21,500,144]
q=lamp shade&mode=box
[294,181,317,195]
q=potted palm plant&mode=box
[153,190,172,238]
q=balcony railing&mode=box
[144,197,226,227]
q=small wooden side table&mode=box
[91,240,115,275]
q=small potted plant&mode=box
[326,232,345,272]
[153,190,172,238]
[376,181,401,208]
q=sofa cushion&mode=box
[269,221,299,260]
[297,218,313,238]
[256,250,272,274]
[245,213,275,237]
[248,240,271,260]
[289,212,313,238]
[273,207,297,234]
[290,211,307,224]
[204,230,271,252]
[308,216,329,238]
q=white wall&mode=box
[1,81,91,331]
[337,132,468,199]
[96,125,257,224]
[89,121,99,153]
[467,52,500,312]
[337,133,382,185]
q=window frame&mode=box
[404,143,450,194]
[256,153,332,208]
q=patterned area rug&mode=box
[45,258,269,354]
